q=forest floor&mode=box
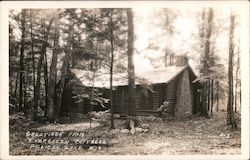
[9,110,241,155]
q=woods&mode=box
[5,3,246,156]
[9,8,128,124]
[9,7,242,130]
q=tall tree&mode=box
[29,10,36,100]
[109,9,115,129]
[33,17,54,119]
[43,45,49,115]
[126,8,137,132]
[9,10,21,111]
[234,37,240,113]
[51,9,76,122]
[18,10,27,112]
[94,9,127,128]
[227,13,237,129]
[47,14,60,121]
[198,8,214,117]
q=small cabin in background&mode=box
[68,55,202,118]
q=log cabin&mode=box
[67,55,202,118]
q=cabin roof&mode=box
[71,65,194,88]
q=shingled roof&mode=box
[71,65,192,88]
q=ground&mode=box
[9,110,241,155]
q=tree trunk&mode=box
[33,18,54,119]
[207,79,210,111]
[201,8,213,117]
[43,49,49,116]
[47,17,59,122]
[127,8,136,117]
[227,13,237,129]
[234,78,237,113]
[19,10,26,112]
[211,79,214,115]
[14,72,19,100]
[23,72,28,115]
[9,76,14,97]
[234,39,240,113]
[33,46,45,118]
[199,9,206,116]
[29,10,36,99]
[165,52,168,66]
[54,27,73,122]
[68,88,72,123]
[109,10,115,129]
[89,68,96,128]
[216,81,219,112]
[125,8,137,131]
[54,58,71,121]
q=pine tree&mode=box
[18,9,27,112]
[227,13,237,129]
[33,16,54,119]
[47,13,60,121]
[125,8,137,132]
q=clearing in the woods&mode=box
[9,110,240,155]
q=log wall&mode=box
[70,68,197,118]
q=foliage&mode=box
[9,8,241,126]
[9,8,129,121]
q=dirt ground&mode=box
[9,111,241,155]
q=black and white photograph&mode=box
[0,1,249,159]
